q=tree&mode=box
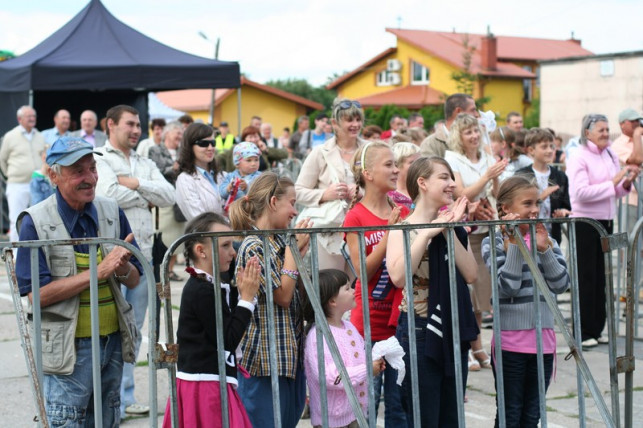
[0,50,15,62]
[450,35,491,109]
[265,78,336,111]
[524,98,540,128]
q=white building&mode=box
[540,51,643,138]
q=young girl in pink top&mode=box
[481,175,570,427]
[303,269,385,428]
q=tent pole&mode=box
[29,90,33,107]
[237,88,242,136]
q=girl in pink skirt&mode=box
[163,212,260,428]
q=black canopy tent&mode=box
[0,0,240,135]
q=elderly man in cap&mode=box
[612,108,643,232]
[15,136,144,426]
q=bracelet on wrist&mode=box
[281,268,299,281]
[114,264,133,282]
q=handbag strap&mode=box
[319,146,342,184]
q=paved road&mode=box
[1,258,642,427]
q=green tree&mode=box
[265,78,336,111]
[524,98,540,128]
[450,35,491,109]
[0,50,15,62]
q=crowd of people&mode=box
[0,95,641,427]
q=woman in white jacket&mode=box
[175,123,226,221]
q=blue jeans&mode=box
[372,342,407,427]
[396,314,468,428]
[44,332,123,427]
[120,273,149,415]
[237,366,307,428]
[492,350,554,428]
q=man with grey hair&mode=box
[42,109,71,144]
[408,112,425,129]
[261,122,280,149]
[0,105,46,241]
[420,93,479,158]
[70,110,107,148]
[95,104,175,417]
[15,136,143,427]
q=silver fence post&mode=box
[567,222,586,428]
[309,234,330,428]
[262,235,282,428]
[88,244,103,426]
[402,228,421,428]
[30,247,44,389]
[210,237,230,428]
[357,231,376,427]
[602,229,621,425]
[3,249,49,427]
[625,217,643,428]
[445,228,465,428]
[488,227,506,427]
[527,224,547,427]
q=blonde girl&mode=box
[388,142,421,210]
[343,141,409,425]
[386,156,478,427]
[481,175,569,427]
[229,172,312,428]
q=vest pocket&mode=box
[50,260,73,278]
[32,322,68,372]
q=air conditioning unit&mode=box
[388,72,402,85]
[387,59,402,71]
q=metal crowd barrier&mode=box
[2,237,160,428]
[157,217,633,428]
[615,174,643,341]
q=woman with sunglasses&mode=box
[176,123,226,221]
[567,114,640,348]
[295,98,367,272]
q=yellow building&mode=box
[327,28,592,123]
[156,77,323,134]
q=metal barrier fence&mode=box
[2,237,161,428]
[2,217,636,427]
[615,174,643,341]
[156,217,634,428]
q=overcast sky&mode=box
[1,0,641,86]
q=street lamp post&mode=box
[198,31,220,125]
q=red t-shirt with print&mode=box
[344,202,410,341]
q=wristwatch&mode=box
[114,264,133,282]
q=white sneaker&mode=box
[581,338,598,348]
[125,403,150,415]
[597,336,609,344]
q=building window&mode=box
[522,65,533,101]
[600,60,614,77]
[377,70,391,86]
[411,61,430,85]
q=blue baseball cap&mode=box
[46,136,102,166]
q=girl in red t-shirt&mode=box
[343,141,409,425]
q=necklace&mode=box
[338,145,357,155]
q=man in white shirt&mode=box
[95,104,175,417]
[0,105,46,241]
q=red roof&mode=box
[356,85,445,109]
[327,48,396,89]
[156,77,323,111]
[386,28,593,77]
